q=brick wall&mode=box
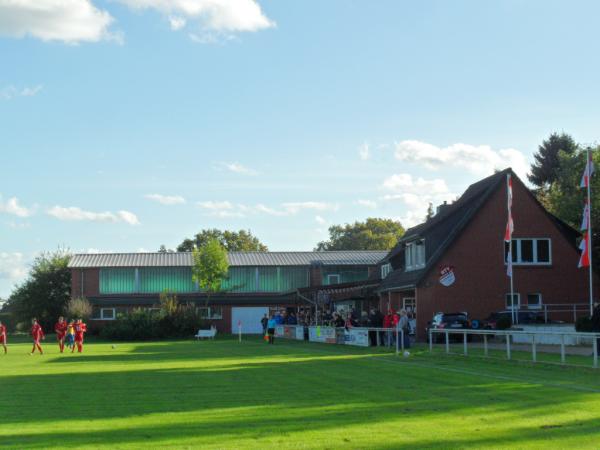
[71,268,100,298]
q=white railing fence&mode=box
[428,328,600,369]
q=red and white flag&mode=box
[579,232,590,268]
[581,198,590,231]
[504,174,513,277]
[580,151,595,188]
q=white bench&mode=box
[195,327,217,340]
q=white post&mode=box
[445,330,450,354]
[587,148,594,317]
[429,329,433,352]
[560,334,566,365]
[484,334,488,357]
[396,322,400,356]
[401,328,405,353]
[594,336,598,369]
[463,331,468,356]
[506,333,511,360]
[532,333,536,363]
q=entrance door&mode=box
[231,307,269,334]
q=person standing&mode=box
[261,314,269,335]
[267,315,276,344]
[54,316,68,353]
[383,310,393,347]
[592,302,600,355]
[72,319,87,353]
[0,321,7,354]
[66,320,76,350]
[30,318,45,355]
[398,309,411,350]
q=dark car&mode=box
[427,312,470,342]
[484,310,545,329]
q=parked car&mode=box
[484,310,545,329]
[427,312,471,342]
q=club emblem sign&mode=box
[439,265,456,287]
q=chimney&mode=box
[436,201,449,215]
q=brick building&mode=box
[379,169,599,339]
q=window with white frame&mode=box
[101,308,115,320]
[381,263,392,279]
[326,274,341,285]
[405,240,426,271]
[527,293,542,309]
[198,306,223,320]
[504,239,551,265]
[505,293,520,309]
[403,297,416,315]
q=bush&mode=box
[0,312,14,332]
[100,293,210,341]
[496,315,512,330]
[65,297,92,321]
[575,316,593,332]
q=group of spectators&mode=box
[261,306,412,348]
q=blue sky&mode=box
[2,0,600,297]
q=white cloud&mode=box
[381,173,454,229]
[282,202,338,214]
[0,0,118,44]
[356,199,377,209]
[0,196,35,217]
[197,200,234,210]
[1,84,43,100]
[47,206,140,225]
[358,142,370,161]
[145,193,186,205]
[315,215,327,225]
[196,200,338,218]
[394,140,529,180]
[0,252,28,283]
[118,0,274,37]
[382,173,450,195]
[220,162,258,175]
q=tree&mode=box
[6,250,71,331]
[425,203,434,221]
[315,218,405,251]
[177,229,268,252]
[528,132,578,188]
[158,245,174,253]
[542,146,600,269]
[191,238,229,306]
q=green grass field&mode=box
[1,337,599,449]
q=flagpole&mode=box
[506,173,516,325]
[587,148,594,316]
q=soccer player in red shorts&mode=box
[30,318,45,355]
[72,319,87,353]
[54,316,68,353]
[0,320,7,354]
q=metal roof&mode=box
[68,251,387,268]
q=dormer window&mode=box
[405,240,425,271]
[381,263,392,279]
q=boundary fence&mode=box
[428,328,600,369]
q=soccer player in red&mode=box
[72,319,87,353]
[54,316,68,353]
[30,318,45,355]
[0,320,7,354]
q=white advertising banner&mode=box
[275,325,285,337]
[344,328,370,347]
[308,326,337,344]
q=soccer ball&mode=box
[111,345,116,349]
[403,351,410,357]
